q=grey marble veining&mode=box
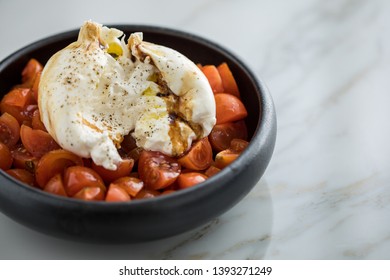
[0,0,389,259]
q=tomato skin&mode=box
[35,149,84,188]
[0,142,13,170]
[31,71,41,102]
[11,145,38,172]
[201,65,224,93]
[214,149,239,169]
[215,93,248,124]
[63,166,105,197]
[6,169,36,186]
[73,186,105,201]
[134,189,160,199]
[213,139,248,169]
[230,138,249,153]
[1,88,33,108]
[138,151,181,190]
[91,158,134,184]
[178,137,213,171]
[105,185,131,202]
[21,104,38,127]
[0,112,20,147]
[21,59,43,87]
[43,173,67,197]
[177,172,208,189]
[217,62,240,97]
[20,125,60,158]
[0,88,35,124]
[31,109,46,131]
[204,165,221,177]
[109,177,144,197]
[209,120,247,152]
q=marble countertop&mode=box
[1,0,389,259]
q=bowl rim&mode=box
[0,24,276,209]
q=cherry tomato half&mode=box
[178,137,213,171]
[214,93,247,124]
[0,142,13,170]
[0,88,35,124]
[201,65,224,93]
[109,177,144,197]
[134,189,160,200]
[31,109,47,131]
[230,138,249,153]
[91,158,134,184]
[31,71,41,102]
[214,149,240,169]
[11,145,38,172]
[73,186,105,201]
[177,172,208,189]
[35,149,84,188]
[21,58,43,88]
[43,173,67,197]
[20,125,60,158]
[6,169,36,186]
[204,165,221,177]
[105,185,131,202]
[0,112,20,148]
[63,166,105,197]
[208,120,247,152]
[217,62,240,97]
[138,151,181,190]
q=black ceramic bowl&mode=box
[0,25,276,243]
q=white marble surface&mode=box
[1,0,390,259]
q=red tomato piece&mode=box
[0,88,35,124]
[21,59,43,88]
[105,185,131,202]
[6,169,36,186]
[178,137,213,171]
[214,149,240,169]
[43,173,67,197]
[215,93,248,124]
[35,149,84,188]
[201,65,224,93]
[109,177,144,197]
[230,139,249,153]
[31,109,47,131]
[138,151,181,190]
[91,158,134,184]
[11,145,38,172]
[217,62,240,97]
[0,142,13,170]
[63,166,105,197]
[177,172,208,189]
[134,189,160,199]
[0,112,20,147]
[204,165,221,177]
[73,186,105,201]
[20,125,60,158]
[208,120,247,152]
[31,71,41,102]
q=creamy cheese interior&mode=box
[38,21,216,170]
